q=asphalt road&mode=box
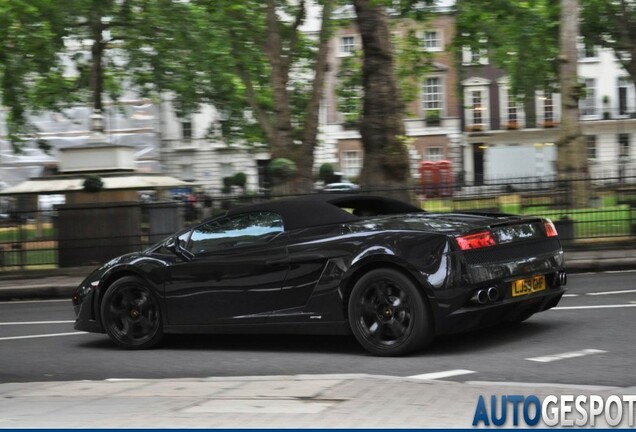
[1,270,635,388]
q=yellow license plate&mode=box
[511,275,546,297]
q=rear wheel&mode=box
[348,268,432,356]
[101,276,163,349]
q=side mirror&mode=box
[165,236,193,261]
[165,236,177,252]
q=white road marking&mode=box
[586,289,636,296]
[466,381,618,391]
[0,332,87,342]
[526,349,606,363]
[407,369,476,380]
[573,270,636,275]
[0,320,74,326]
[0,299,69,305]
[553,304,636,310]
[563,294,579,297]
[104,378,142,382]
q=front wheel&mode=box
[100,276,163,349]
[348,268,433,356]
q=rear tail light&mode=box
[544,219,558,237]
[456,231,497,250]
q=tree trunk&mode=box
[90,13,105,118]
[263,0,334,195]
[557,0,590,208]
[294,0,335,194]
[265,0,294,159]
[353,0,413,203]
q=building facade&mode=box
[317,2,462,184]
[459,41,636,186]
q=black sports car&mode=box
[73,194,567,356]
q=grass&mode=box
[421,196,634,238]
[1,249,58,268]
[0,223,55,242]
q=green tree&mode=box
[0,0,212,151]
[455,0,560,104]
[269,157,297,186]
[336,25,435,126]
[318,162,335,183]
[349,0,438,201]
[581,0,636,105]
[559,0,589,208]
[456,0,590,207]
[193,0,335,194]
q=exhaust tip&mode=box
[487,287,499,302]
[476,289,488,304]
[558,271,567,286]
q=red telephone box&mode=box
[436,160,453,197]
[419,161,440,197]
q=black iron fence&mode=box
[1,174,635,270]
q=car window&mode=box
[188,211,284,255]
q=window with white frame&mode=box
[426,147,443,161]
[340,36,356,54]
[619,133,630,158]
[422,77,444,115]
[580,78,597,116]
[461,41,489,65]
[422,30,442,51]
[181,119,192,141]
[339,84,362,122]
[586,135,597,160]
[463,78,490,129]
[471,90,484,125]
[342,150,362,178]
[505,91,519,125]
[578,40,598,60]
[499,80,524,128]
[618,77,631,116]
[544,93,554,123]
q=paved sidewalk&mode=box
[0,249,635,301]
[0,374,633,428]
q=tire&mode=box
[100,276,163,349]
[348,268,433,356]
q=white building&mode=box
[460,42,636,185]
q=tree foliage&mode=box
[318,162,335,183]
[581,0,636,93]
[456,0,591,207]
[191,0,335,193]
[0,0,211,150]
[455,0,560,100]
[269,157,297,184]
[336,24,435,125]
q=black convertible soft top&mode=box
[226,194,424,230]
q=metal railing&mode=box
[1,174,635,270]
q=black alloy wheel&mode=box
[348,268,432,356]
[101,276,163,349]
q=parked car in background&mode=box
[322,182,360,192]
